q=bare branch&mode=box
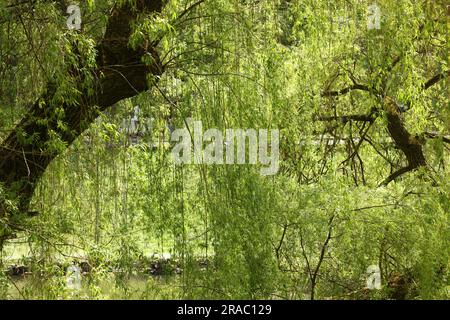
[380,166,415,187]
[422,70,450,90]
[315,113,376,123]
[322,84,370,97]
[424,131,450,144]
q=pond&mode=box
[6,272,181,300]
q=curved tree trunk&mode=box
[0,1,165,239]
[380,96,427,186]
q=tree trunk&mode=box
[0,1,165,237]
[380,96,427,186]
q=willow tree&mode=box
[272,0,449,186]
[0,0,178,245]
[267,0,449,299]
[0,0,449,300]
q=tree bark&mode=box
[0,1,164,225]
[380,96,427,186]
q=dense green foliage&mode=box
[0,0,448,299]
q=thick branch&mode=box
[423,70,450,90]
[424,131,450,144]
[0,1,164,214]
[322,84,370,97]
[380,166,415,186]
[380,96,427,185]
